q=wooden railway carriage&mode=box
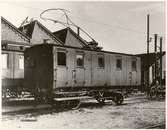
[24,43,141,106]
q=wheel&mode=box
[96,98,105,104]
[149,87,157,99]
[47,96,55,107]
[49,99,81,110]
[156,87,165,99]
[113,93,124,105]
[50,100,66,109]
[71,100,81,110]
[96,91,105,104]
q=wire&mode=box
[69,15,166,37]
[69,15,146,35]
[2,1,166,37]
[40,8,97,42]
[40,9,75,27]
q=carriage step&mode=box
[4,97,35,101]
[53,96,93,101]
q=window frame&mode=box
[2,53,8,69]
[57,49,67,66]
[132,59,137,71]
[97,54,105,69]
[76,52,84,68]
[116,57,122,70]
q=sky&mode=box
[0,0,166,54]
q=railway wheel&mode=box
[113,93,124,105]
[156,87,165,99]
[96,91,105,104]
[49,99,81,110]
[71,100,81,110]
[50,100,67,109]
[149,87,157,99]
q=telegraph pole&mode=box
[154,34,158,81]
[147,14,150,87]
[160,37,163,87]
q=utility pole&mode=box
[154,34,158,81]
[147,14,150,87]
[160,37,163,87]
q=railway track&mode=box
[1,95,165,129]
[143,123,165,129]
[2,95,165,114]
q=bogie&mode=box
[94,91,124,105]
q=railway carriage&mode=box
[24,43,141,107]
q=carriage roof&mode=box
[26,43,139,57]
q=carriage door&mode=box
[54,48,68,88]
[75,51,85,87]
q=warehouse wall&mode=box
[1,20,29,43]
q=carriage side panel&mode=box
[92,52,105,86]
[83,51,92,86]
[104,53,112,86]
[51,45,141,91]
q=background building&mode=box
[1,17,63,95]
[1,17,30,92]
[137,52,166,89]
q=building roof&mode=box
[136,51,166,56]
[19,20,64,45]
[136,51,166,69]
[29,43,139,57]
[136,51,165,58]
[1,17,30,42]
[52,28,68,44]
[18,21,35,38]
[53,27,89,47]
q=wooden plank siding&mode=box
[28,44,141,90]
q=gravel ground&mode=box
[1,94,165,129]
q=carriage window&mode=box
[132,60,137,71]
[2,53,8,69]
[57,51,66,66]
[19,54,24,69]
[76,53,84,67]
[98,56,105,68]
[116,58,122,70]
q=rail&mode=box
[143,123,165,129]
